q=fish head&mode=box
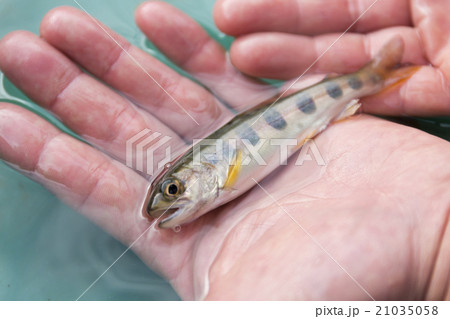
[146,161,220,229]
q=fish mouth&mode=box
[149,207,186,229]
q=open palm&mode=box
[0,0,448,300]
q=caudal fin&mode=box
[365,36,419,87]
[369,36,404,76]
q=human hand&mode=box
[210,0,450,300]
[0,0,448,301]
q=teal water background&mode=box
[0,0,229,301]
[1,0,449,302]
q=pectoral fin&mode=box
[223,150,242,190]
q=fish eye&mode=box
[161,179,183,199]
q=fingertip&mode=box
[40,6,94,44]
[0,29,81,108]
[213,0,256,36]
[0,103,58,172]
[39,6,70,40]
[0,31,17,63]
[135,1,172,31]
[136,0,227,74]
[229,35,259,75]
[135,1,157,29]
[213,0,235,35]
[229,35,285,78]
[135,1,188,43]
[0,30,33,51]
[0,31,42,73]
[134,1,146,28]
[213,0,257,36]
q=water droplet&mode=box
[173,225,181,233]
[165,163,172,169]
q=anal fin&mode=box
[334,99,361,122]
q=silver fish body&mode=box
[146,37,415,229]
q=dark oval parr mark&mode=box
[348,76,363,90]
[326,82,343,99]
[297,95,316,114]
[238,125,260,146]
[264,108,287,130]
[369,73,382,84]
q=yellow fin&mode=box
[223,150,242,190]
[334,99,362,122]
[381,65,421,91]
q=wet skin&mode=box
[0,0,449,300]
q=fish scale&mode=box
[210,72,380,185]
[146,37,419,229]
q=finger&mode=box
[214,0,411,36]
[0,102,215,295]
[0,102,148,244]
[363,0,450,116]
[40,6,232,135]
[0,31,184,167]
[229,28,426,79]
[228,29,450,116]
[135,1,277,111]
[361,66,450,116]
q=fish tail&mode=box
[364,36,419,88]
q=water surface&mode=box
[0,0,226,301]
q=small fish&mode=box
[146,37,418,229]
